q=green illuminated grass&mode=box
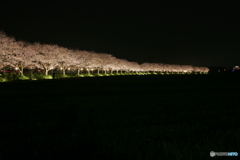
[0,77,7,82]
[18,75,30,80]
[76,74,85,77]
[0,71,204,83]
[43,75,53,79]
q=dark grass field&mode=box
[0,74,239,159]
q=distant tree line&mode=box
[0,31,209,76]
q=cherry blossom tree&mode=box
[140,63,152,73]
[0,31,17,71]
[118,59,129,73]
[103,57,119,74]
[192,66,202,73]
[127,61,140,73]
[111,59,124,74]
[56,47,74,75]
[83,52,101,74]
[156,63,164,73]
[181,65,193,73]
[204,67,209,73]
[93,53,115,74]
[71,50,86,75]
[33,43,60,75]
[200,67,209,73]
[71,50,96,75]
[9,41,38,76]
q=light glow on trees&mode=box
[0,31,210,79]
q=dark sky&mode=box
[1,1,239,67]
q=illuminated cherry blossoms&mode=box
[0,31,209,76]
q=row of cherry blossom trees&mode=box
[0,31,209,76]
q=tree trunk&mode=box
[20,68,24,76]
[45,69,49,75]
[87,70,90,75]
[63,69,65,75]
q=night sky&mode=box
[1,1,239,67]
